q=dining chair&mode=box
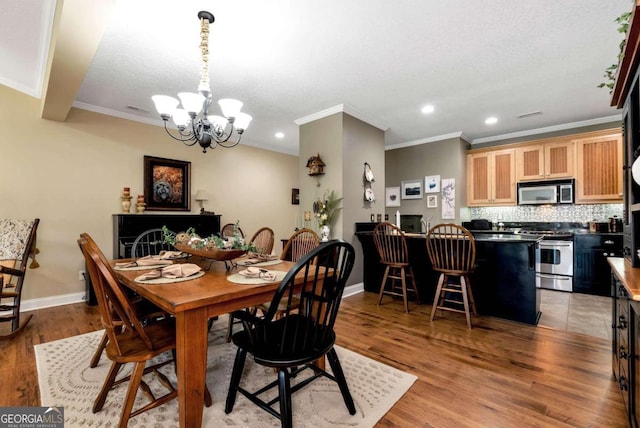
[80,233,167,368]
[131,228,175,259]
[426,223,477,329]
[249,227,275,255]
[225,240,357,428]
[280,228,320,262]
[77,234,211,427]
[221,223,245,239]
[225,226,276,341]
[0,218,39,339]
[372,222,421,313]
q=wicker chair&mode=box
[249,227,275,255]
[426,223,477,329]
[0,218,39,339]
[221,223,245,239]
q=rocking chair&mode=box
[0,218,40,339]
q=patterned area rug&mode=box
[35,316,416,427]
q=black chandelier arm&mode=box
[162,121,199,146]
[217,134,242,148]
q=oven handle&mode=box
[536,273,571,280]
[539,242,572,247]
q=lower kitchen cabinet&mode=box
[610,258,640,427]
[574,234,623,296]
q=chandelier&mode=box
[151,11,252,153]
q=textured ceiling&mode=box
[0,0,632,155]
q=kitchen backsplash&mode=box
[469,204,623,223]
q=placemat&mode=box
[134,271,205,284]
[236,259,283,267]
[227,270,288,285]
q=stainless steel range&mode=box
[517,230,574,292]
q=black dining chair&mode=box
[225,240,357,428]
[131,228,175,259]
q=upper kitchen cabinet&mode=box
[467,148,516,206]
[515,141,575,182]
[575,133,623,204]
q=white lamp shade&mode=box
[218,99,243,119]
[194,190,208,201]
[207,115,228,129]
[152,95,179,116]
[171,109,190,127]
[178,92,206,114]
[234,112,253,131]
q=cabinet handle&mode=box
[604,240,614,245]
[619,346,628,359]
[619,376,628,391]
[619,315,628,330]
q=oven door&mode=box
[536,240,573,276]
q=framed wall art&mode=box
[143,155,191,211]
[401,180,423,200]
[291,188,300,205]
[427,195,438,208]
[424,175,441,193]
[385,187,401,207]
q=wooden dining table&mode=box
[113,257,297,428]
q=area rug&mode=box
[35,316,416,427]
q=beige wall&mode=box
[385,137,470,225]
[0,85,298,303]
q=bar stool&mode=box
[426,223,477,329]
[372,222,420,313]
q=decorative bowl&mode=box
[174,244,247,261]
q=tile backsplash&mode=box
[469,204,623,223]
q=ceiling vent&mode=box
[516,111,542,119]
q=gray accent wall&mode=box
[385,137,470,226]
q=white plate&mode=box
[365,188,375,202]
[633,157,640,185]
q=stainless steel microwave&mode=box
[517,179,574,205]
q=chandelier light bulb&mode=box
[234,112,253,132]
[151,95,179,117]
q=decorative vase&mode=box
[320,225,330,242]
[121,196,132,213]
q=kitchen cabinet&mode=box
[467,148,516,206]
[515,141,575,182]
[574,234,623,296]
[610,258,640,427]
[575,133,623,203]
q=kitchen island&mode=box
[355,225,540,324]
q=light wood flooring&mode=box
[0,292,628,427]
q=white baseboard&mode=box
[17,284,365,314]
[343,282,364,298]
[20,292,87,312]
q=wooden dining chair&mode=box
[280,228,320,262]
[0,218,39,339]
[225,240,357,428]
[221,223,245,239]
[249,227,275,255]
[372,222,420,313]
[426,223,477,329]
[77,233,211,427]
[131,228,176,259]
[80,233,166,368]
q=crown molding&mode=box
[471,115,622,145]
[294,104,388,131]
[385,131,464,151]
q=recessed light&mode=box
[421,105,435,114]
[485,117,498,125]
[275,132,285,139]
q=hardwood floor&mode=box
[0,292,628,427]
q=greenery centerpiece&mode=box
[162,222,255,261]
